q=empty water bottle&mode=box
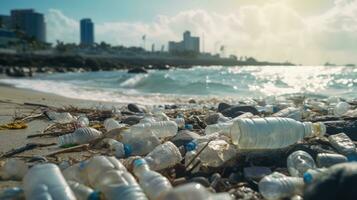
[272,107,302,121]
[287,150,316,177]
[328,133,357,159]
[133,158,172,199]
[144,141,182,171]
[46,111,75,124]
[62,162,88,184]
[104,118,125,131]
[67,181,100,200]
[175,117,185,129]
[316,153,347,168]
[58,127,102,146]
[184,142,201,173]
[205,122,232,136]
[230,117,326,150]
[161,183,232,200]
[119,130,161,156]
[1,158,28,180]
[102,183,148,200]
[259,172,304,200]
[102,138,132,158]
[76,115,89,128]
[130,121,178,138]
[330,102,350,116]
[23,163,76,200]
[195,140,237,167]
[0,187,24,200]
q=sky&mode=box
[1,0,357,65]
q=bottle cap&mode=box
[303,172,313,184]
[124,144,132,157]
[88,191,101,200]
[133,158,147,167]
[347,153,357,162]
[185,141,197,151]
[185,124,193,130]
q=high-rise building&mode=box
[168,31,200,54]
[10,9,46,42]
[80,18,94,46]
[0,15,11,29]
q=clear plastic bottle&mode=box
[161,183,232,200]
[62,162,88,184]
[230,117,326,150]
[144,141,182,171]
[272,107,302,121]
[120,130,161,156]
[184,142,201,173]
[104,118,125,131]
[287,150,316,177]
[58,127,102,146]
[130,121,178,138]
[328,133,356,157]
[316,153,347,168]
[205,122,233,136]
[67,181,100,200]
[133,159,172,199]
[0,187,24,200]
[331,102,350,116]
[102,138,132,158]
[303,168,328,184]
[46,111,75,123]
[258,172,304,200]
[76,116,89,128]
[1,158,28,180]
[102,184,148,200]
[175,117,185,129]
[23,163,76,200]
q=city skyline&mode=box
[0,0,356,64]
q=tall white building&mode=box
[168,31,200,53]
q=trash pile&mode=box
[1,96,357,200]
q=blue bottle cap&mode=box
[303,172,313,184]
[347,153,357,162]
[185,124,193,130]
[88,191,101,200]
[124,144,132,157]
[133,158,147,167]
[185,141,197,151]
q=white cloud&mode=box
[45,0,357,65]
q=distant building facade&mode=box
[168,31,200,53]
[0,28,18,47]
[0,15,11,29]
[80,18,94,46]
[10,9,46,42]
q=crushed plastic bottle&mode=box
[287,150,316,177]
[316,153,348,168]
[46,111,75,124]
[76,115,89,128]
[58,127,102,146]
[230,117,326,150]
[104,118,125,131]
[272,107,302,121]
[328,133,357,159]
[0,187,24,200]
[23,163,76,200]
[67,180,100,200]
[130,121,178,138]
[144,141,182,171]
[330,102,350,116]
[1,158,28,180]
[119,129,161,156]
[133,158,172,199]
[102,138,132,158]
[161,183,232,200]
[259,172,304,200]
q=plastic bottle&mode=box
[120,130,161,156]
[102,138,132,158]
[316,153,347,168]
[23,163,76,200]
[46,111,75,123]
[331,102,350,116]
[272,107,302,121]
[133,158,172,199]
[1,158,28,180]
[62,162,88,184]
[287,150,316,177]
[67,181,100,200]
[102,184,148,200]
[230,117,326,150]
[303,168,328,184]
[104,118,125,131]
[58,127,102,146]
[161,183,232,200]
[205,122,233,136]
[144,141,182,171]
[76,116,89,128]
[175,117,185,129]
[130,121,178,138]
[259,172,304,200]
[184,142,201,173]
[328,133,356,159]
[0,187,24,200]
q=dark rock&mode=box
[221,105,259,118]
[170,130,200,147]
[127,103,144,113]
[243,167,272,181]
[218,102,231,112]
[229,186,262,200]
[188,99,196,104]
[122,116,143,125]
[204,113,230,125]
[323,120,357,140]
[128,67,148,74]
[304,163,357,200]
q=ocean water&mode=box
[1,66,357,104]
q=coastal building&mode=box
[168,31,200,53]
[10,9,46,42]
[0,15,11,29]
[0,28,18,47]
[80,18,94,46]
